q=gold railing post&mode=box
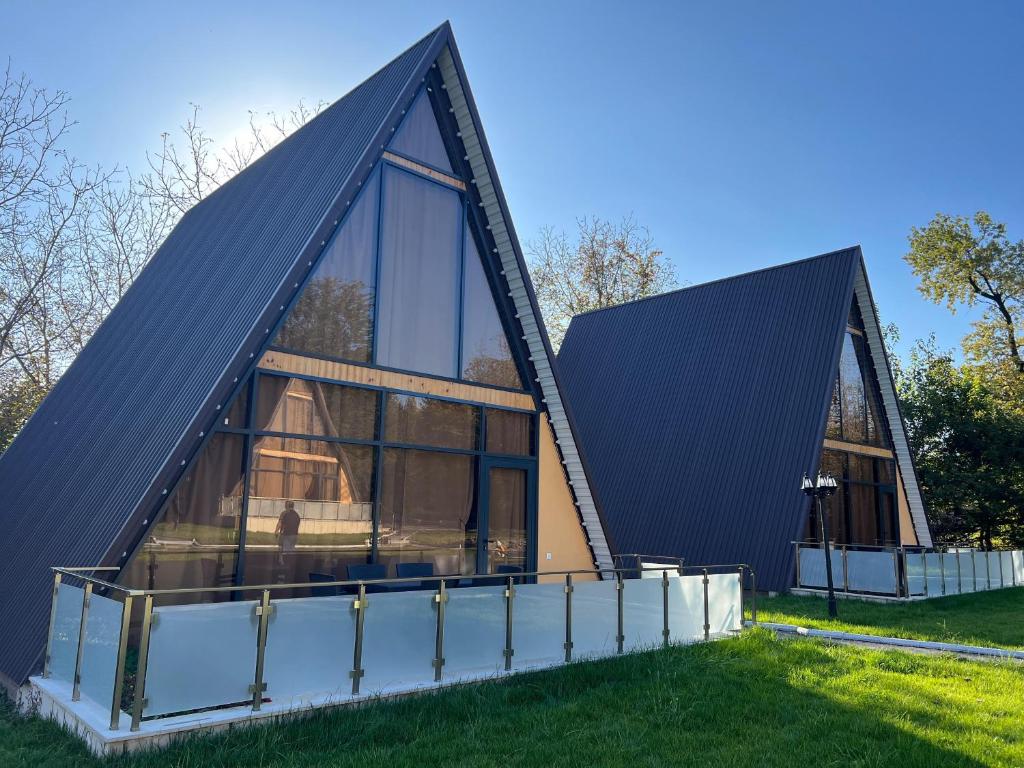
[702,569,710,642]
[794,542,801,587]
[563,573,573,663]
[615,572,625,654]
[433,578,448,682]
[350,584,367,695]
[749,568,757,624]
[891,549,899,598]
[939,552,946,595]
[71,582,93,701]
[842,546,849,593]
[251,590,271,711]
[109,594,133,730]
[130,595,154,732]
[43,572,62,679]
[922,552,929,597]
[661,569,670,648]
[503,576,515,671]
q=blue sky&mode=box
[4,1,1022,360]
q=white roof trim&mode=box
[437,47,613,570]
[853,263,933,547]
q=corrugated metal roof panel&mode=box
[558,249,864,591]
[0,26,445,687]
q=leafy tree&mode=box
[906,212,1024,389]
[0,370,45,453]
[895,337,1024,548]
[527,216,676,349]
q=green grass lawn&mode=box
[4,629,1024,767]
[753,587,1024,650]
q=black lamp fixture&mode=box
[801,471,839,618]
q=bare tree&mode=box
[142,100,328,212]
[527,215,677,349]
[1,63,327,452]
[0,62,107,390]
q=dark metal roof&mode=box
[0,26,447,687]
[557,249,862,591]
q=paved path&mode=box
[748,621,1024,664]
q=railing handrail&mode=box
[48,561,753,606]
[792,541,1020,554]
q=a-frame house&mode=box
[558,248,932,592]
[0,23,612,692]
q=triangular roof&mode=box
[0,23,611,688]
[557,247,931,592]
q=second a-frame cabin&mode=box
[0,23,612,693]
[558,248,933,592]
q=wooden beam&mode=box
[259,351,535,411]
[383,151,466,190]
[823,438,895,459]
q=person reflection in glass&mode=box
[276,501,301,566]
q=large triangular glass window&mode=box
[824,324,888,447]
[461,224,523,389]
[271,170,380,362]
[388,88,454,174]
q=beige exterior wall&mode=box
[537,413,599,582]
[896,464,919,546]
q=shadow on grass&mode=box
[4,631,1020,767]
[756,587,1024,650]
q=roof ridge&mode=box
[569,246,862,322]
[178,24,448,212]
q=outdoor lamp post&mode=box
[802,472,839,618]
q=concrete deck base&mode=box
[29,672,532,756]
[28,632,737,756]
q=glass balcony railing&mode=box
[40,561,754,735]
[794,542,1024,598]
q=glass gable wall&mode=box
[809,299,899,547]
[269,89,524,392]
[121,373,539,597]
[122,96,538,598]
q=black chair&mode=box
[308,571,337,597]
[496,564,524,585]
[395,562,437,591]
[346,563,388,592]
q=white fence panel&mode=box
[798,547,842,589]
[78,592,124,711]
[668,575,706,643]
[571,579,619,660]
[706,573,741,635]
[846,550,897,594]
[446,585,508,679]
[361,591,436,693]
[924,553,944,595]
[47,583,84,685]
[511,582,565,669]
[262,595,356,705]
[145,601,258,717]
[905,552,925,596]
